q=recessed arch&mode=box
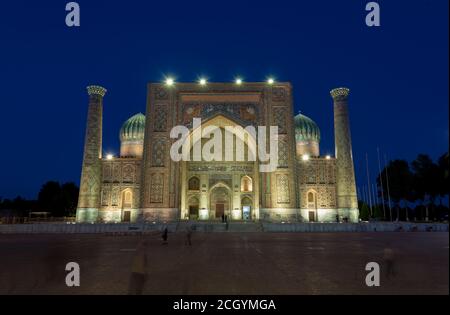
[121,188,133,223]
[121,188,133,209]
[306,189,318,222]
[187,114,258,162]
[188,176,200,190]
[209,183,231,219]
[187,196,200,219]
[241,175,253,192]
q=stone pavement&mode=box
[0,232,448,295]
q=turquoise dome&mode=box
[120,113,146,142]
[294,113,320,143]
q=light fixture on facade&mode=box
[199,78,207,86]
[235,78,243,85]
[106,154,114,160]
[165,77,174,86]
[326,155,331,160]
[302,154,310,161]
[267,77,275,84]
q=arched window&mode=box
[307,190,317,210]
[308,192,314,203]
[122,190,132,208]
[188,177,200,190]
[241,176,253,192]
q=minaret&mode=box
[76,85,107,223]
[330,87,359,222]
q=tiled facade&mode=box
[76,83,359,223]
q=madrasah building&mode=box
[75,81,359,223]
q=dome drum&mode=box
[294,113,320,157]
[119,113,145,158]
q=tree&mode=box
[438,152,449,203]
[0,196,38,217]
[38,181,63,216]
[359,201,370,221]
[61,182,79,216]
[411,154,440,220]
[377,160,413,221]
[37,181,79,217]
[373,204,384,220]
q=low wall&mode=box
[0,222,178,234]
[262,222,449,233]
[0,222,447,234]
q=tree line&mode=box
[359,152,449,221]
[0,181,79,217]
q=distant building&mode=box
[76,82,358,223]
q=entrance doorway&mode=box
[188,196,200,220]
[210,185,230,220]
[121,190,133,222]
[189,206,199,219]
[216,204,224,219]
[123,210,131,222]
[241,196,252,220]
[307,191,317,222]
[243,206,251,220]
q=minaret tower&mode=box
[330,87,359,222]
[76,85,107,223]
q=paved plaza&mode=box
[0,232,448,295]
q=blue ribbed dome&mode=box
[294,113,320,143]
[120,113,146,142]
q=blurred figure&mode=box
[185,225,192,246]
[128,239,149,295]
[383,246,396,279]
[41,242,69,291]
[162,227,168,245]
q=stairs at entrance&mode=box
[176,221,262,232]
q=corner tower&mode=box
[330,87,359,222]
[76,85,107,223]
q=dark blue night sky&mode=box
[0,0,448,199]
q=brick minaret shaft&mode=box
[330,88,358,219]
[76,85,107,222]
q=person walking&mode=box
[383,246,396,279]
[162,227,168,245]
[128,240,149,295]
[185,226,192,246]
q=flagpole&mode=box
[357,186,362,203]
[362,185,367,205]
[372,183,378,218]
[362,185,369,219]
[377,147,386,220]
[365,153,373,218]
[384,154,393,221]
